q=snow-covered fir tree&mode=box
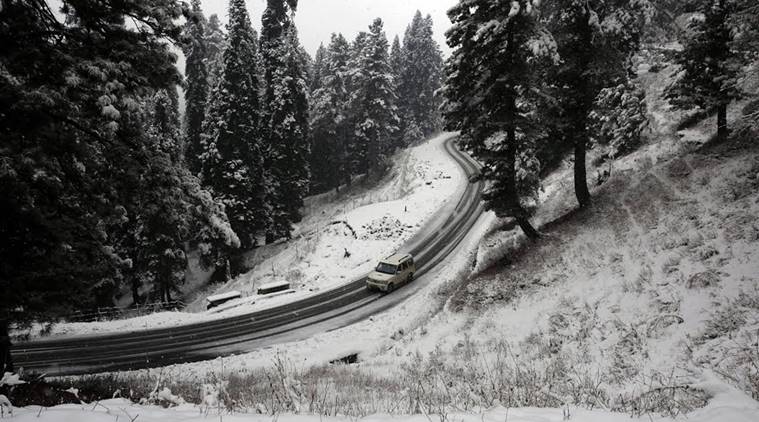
[200,0,268,251]
[204,13,228,90]
[265,22,311,241]
[732,0,759,54]
[589,82,648,159]
[667,0,746,139]
[183,0,209,175]
[389,35,405,148]
[544,0,650,208]
[349,19,400,179]
[310,42,327,92]
[260,0,295,127]
[121,89,239,304]
[443,0,557,239]
[0,0,192,322]
[259,0,311,242]
[135,89,193,303]
[398,11,444,139]
[390,35,403,80]
[309,33,352,193]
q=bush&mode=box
[589,82,648,159]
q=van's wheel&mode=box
[407,273,414,283]
[386,283,395,292]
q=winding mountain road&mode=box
[13,135,484,376]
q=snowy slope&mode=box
[28,61,758,420]
[23,133,464,339]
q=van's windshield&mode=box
[375,262,397,274]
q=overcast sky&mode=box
[201,0,457,57]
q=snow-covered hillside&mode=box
[6,51,759,422]
[13,58,757,422]
[19,133,464,339]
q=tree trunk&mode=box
[1,319,13,373]
[130,277,140,306]
[574,137,592,209]
[229,254,245,279]
[506,118,540,240]
[717,103,729,139]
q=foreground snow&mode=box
[6,382,759,422]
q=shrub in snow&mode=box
[686,271,721,289]
[147,386,185,408]
[200,383,223,408]
[589,82,648,159]
[0,372,25,387]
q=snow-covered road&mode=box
[13,133,486,376]
[18,133,466,340]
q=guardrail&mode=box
[65,300,186,323]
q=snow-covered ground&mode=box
[21,133,464,339]
[3,378,758,422]
[7,60,759,422]
[15,59,755,421]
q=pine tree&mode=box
[398,11,445,139]
[124,89,239,304]
[732,0,759,54]
[589,82,648,159]
[0,0,188,323]
[390,35,403,80]
[260,0,295,124]
[265,22,311,241]
[200,0,267,250]
[389,35,405,148]
[443,0,557,239]
[204,14,227,90]
[183,0,209,175]
[311,43,327,92]
[310,33,352,193]
[667,0,745,139]
[349,19,400,179]
[545,0,649,208]
[259,0,308,243]
[136,90,192,303]
[402,120,424,146]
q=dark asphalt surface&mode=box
[13,136,484,376]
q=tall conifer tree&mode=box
[266,22,311,240]
[443,0,556,239]
[204,14,227,90]
[545,0,649,208]
[183,0,209,175]
[311,43,327,92]
[0,0,193,322]
[310,33,352,193]
[390,35,403,80]
[200,0,267,250]
[398,11,444,139]
[349,19,400,179]
[667,0,745,139]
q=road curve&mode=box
[13,135,484,376]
